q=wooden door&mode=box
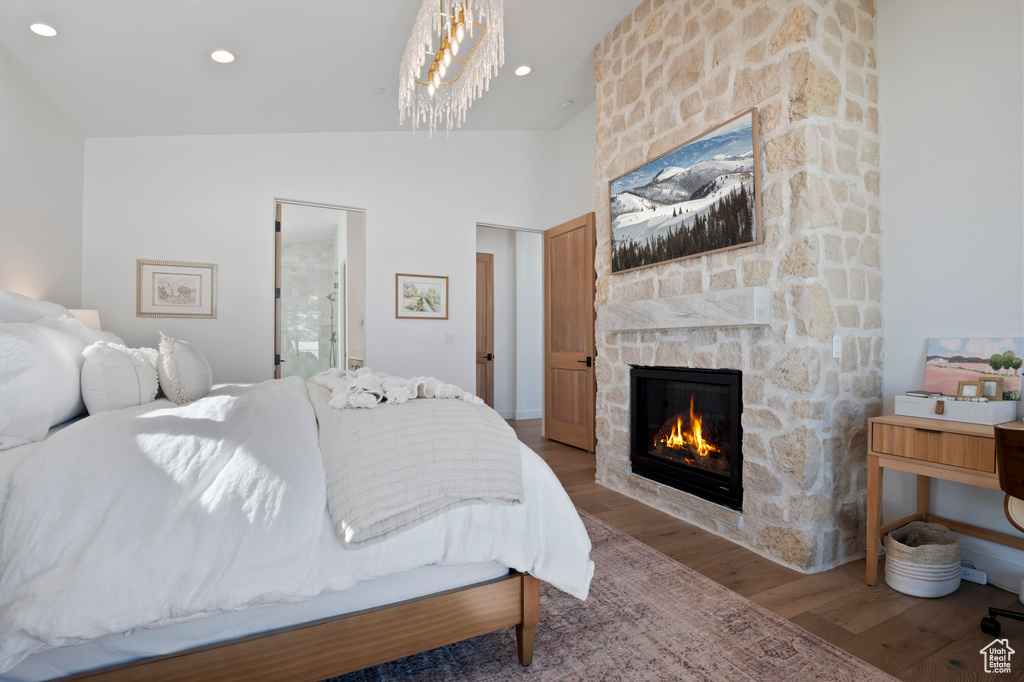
[476,252,494,407]
[544,213,596,451]
[274,203,282,379]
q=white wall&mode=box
[82,131,556,386]
[0,50,83,307]
[878,0,1024,591]
[553,102,597,225]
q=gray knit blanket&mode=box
[305,381,524,548]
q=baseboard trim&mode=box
[513,410,542,420]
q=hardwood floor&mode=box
[509,419,1024,682]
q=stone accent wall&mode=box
[593,0,881,571]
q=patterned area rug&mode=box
[330,512,896,681]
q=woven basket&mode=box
[884,521,961,598]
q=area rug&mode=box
[329,511,896,681]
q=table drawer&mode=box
[871,423,995,472]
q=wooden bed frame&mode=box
[61,572,539,681]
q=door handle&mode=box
[487,353,494,361]
[577,356,592,367]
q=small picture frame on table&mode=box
[978,376,1005,401]
[956,380,982,399]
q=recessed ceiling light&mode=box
[560,100,575,110]
[211,50,235,64]
[514,65,532,76]
[30,24,57,37]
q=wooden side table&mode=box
[865,414,1024,586]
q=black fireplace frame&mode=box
[629,365,743,511]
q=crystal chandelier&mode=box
[399,0,504,135]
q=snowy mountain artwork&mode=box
[609,109,762,272]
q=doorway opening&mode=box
[275,200,365,379]
[475,225,543,421]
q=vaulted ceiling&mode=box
[0,0,638,137]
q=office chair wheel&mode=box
[982,616,1002,637]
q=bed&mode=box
[0,290,594,681]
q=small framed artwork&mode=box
[396,273,448,319]
[137,259,217,319]
[979,376,1005,401]
[956,380,982,399]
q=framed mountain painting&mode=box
[609,108,763,273]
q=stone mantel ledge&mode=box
[597,286,771,333]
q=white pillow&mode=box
[81,342,160,415]
[0,289,72,323]
[0,317,106,448]
[156,333,212,405]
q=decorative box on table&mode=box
[894,395,1017,425]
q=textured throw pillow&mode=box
[0,317,105,448]
[81,342,160,414]
[156,333,212,405]
[0,289,72,323]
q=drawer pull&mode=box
[915,428,943,434]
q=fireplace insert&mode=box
[630,366,743,510]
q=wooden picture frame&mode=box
[979,376,1005,401]
[396,273,448,319]
[956,380,982,399]
[608,108,763,273]
[137,260,217,319]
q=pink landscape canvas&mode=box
[923,338,1024,400]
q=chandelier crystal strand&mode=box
[398,0,504,136]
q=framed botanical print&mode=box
[137,259,217,318]
[396,273,448,319]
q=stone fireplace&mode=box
[631,365,743,510]
[592,0,883,572]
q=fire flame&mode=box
[657,396,719,458]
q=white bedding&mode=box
[0,418,83,518]
[0,377,593,674]
[307,381,523,548]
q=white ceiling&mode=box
[0,0,638,138]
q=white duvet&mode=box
[0,377,593,674]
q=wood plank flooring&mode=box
[509,419,1024,681]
